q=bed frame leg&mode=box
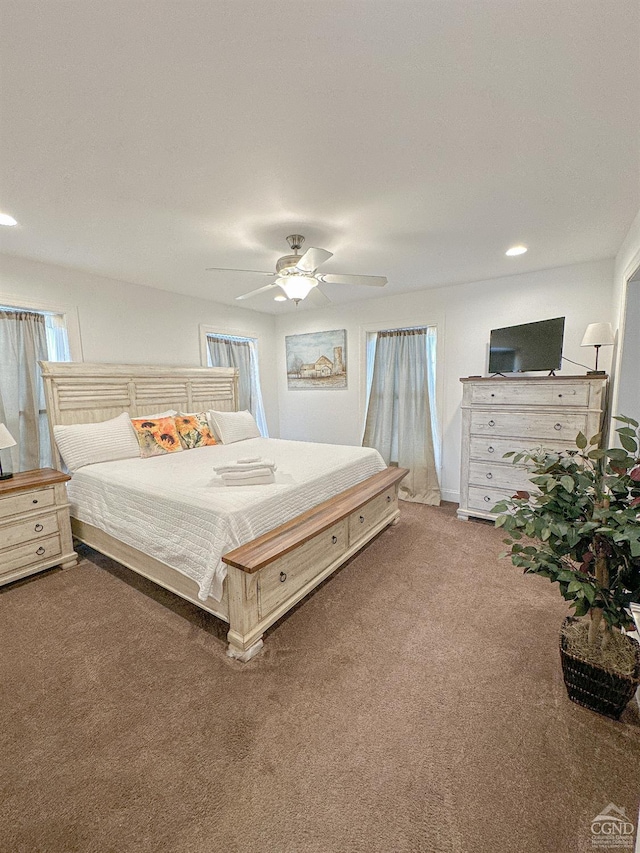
[226,634,264,662]
[225,566,263,662]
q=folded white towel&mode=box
[221,466,275,482]
[221,469,275,487]
[213,457,277,475]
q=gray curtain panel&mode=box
[363,328,441,505]
[0,310,50,471]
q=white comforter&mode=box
[67,438,386,601]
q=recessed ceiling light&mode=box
[506,245,527,256]
[274,294,287,302]
[0,213,18,227]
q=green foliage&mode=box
[494,418,640,631]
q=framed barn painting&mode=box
[285,329,347,389]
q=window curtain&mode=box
[0,310,50,471]
[363,327,441,505]
[206,335,268,436]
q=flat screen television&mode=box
[488,317,565,374]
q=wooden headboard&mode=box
[40,361,239,471]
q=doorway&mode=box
[616,266,640,424]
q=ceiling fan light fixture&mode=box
[274,294,287,302]
[278,275,316,301]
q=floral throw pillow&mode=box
[174,412,218,449]
[130,416,184,458]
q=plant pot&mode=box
[560,617,640,720]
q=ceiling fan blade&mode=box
[309,285,332,305]
[294,247,333,273]
[318,273,387,287]
[235,282,280,300]
[206,267,277,275]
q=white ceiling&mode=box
[1,0,639,314]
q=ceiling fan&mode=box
[206,235,387,303]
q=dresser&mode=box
[457,376,608,521]
[0,468,77,586]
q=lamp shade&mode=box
[0,423,16,450]
[278,275,316,301]
[581,322,615,347]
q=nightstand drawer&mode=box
[1,512,60,549]
[0,487,55,520]
[0,534,62,574]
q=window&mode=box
[0,305,72,471]
[205,332,268,436]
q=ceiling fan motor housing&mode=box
[276,254,304,275]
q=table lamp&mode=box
[580,323,615,375]
[0,423,17,480]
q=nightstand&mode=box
[0,468,77,587]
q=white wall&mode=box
[0,253,279,435]
[275,259,615,502]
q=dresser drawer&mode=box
[0,534,62,574]
[469,436,566,462]
[348,488,398,544]
[469,461,533,491]
[257,520,348,618]
[467,485,524,514]
[0,512,60,549]
[471,382,590,408]
[0,487,55,520]
[470,410,588,442]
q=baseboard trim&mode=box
[440,489,460,504]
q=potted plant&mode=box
[493,416,640,719]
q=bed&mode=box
[41,361,407,661]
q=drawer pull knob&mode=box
[36,546,45,556]
[554,423,562,431]
[34,523,44,532]
[331,535,338,544]
[484,495,491,503]
[490,393,495,397]
[558,394,563,398]
[488,446,495,453]
[386,494,392,503]
[488,420,495,427]
[279,571,287,583]
[359,515,365,523]
[32,499,38,505]
[486,472,493,479]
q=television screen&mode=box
[488,317,565,374]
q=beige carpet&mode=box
[1,502,638,853]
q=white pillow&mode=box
[54,412,141,472]
[207,410,261,444]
